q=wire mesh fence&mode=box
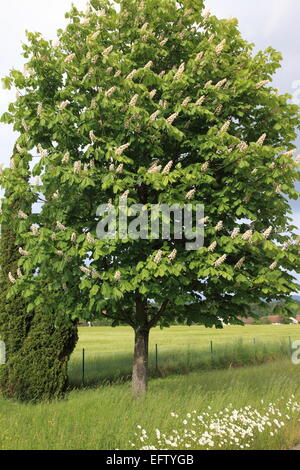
[68,336,294,388]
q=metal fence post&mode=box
[187,344,190,369]
[82,348,85,386]
[155,344,158,373]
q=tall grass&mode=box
[68,336,292,387]
[1,325,300,450]
[1,360,300,450]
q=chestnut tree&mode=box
[1,0,300,397]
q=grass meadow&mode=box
[1,324,300,450]
[69,324,298,386]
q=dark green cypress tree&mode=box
[3,311,78,402]
[0,200,33,394]
[0,152,78,402]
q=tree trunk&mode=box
[132,326,149,398]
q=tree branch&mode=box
[101,311,135,328]
[148,300,169,328]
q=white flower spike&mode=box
[8,272,16,284]
[168,249,177,261]
[19,247,29,256]
[102,45,113,56]
[256,133,267,146]
[115,143,130,156]
[215,254,227,267]
[208,241,217,252]
[186,189,196,200]
[235,257,245,270]
[154,250,163,264]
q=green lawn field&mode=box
[1,359,300,450]
[74,324,299,355]
[1,324,300,450]
[69,324,300,385]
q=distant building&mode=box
[241,315,300,325]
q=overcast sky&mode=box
[0,0,299,285]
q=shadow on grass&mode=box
[68,339,291,390]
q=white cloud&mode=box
[293,212,300,235]
[0,0,86,162]
[206,0,300,44]
[263,0,294,37]
[0,89,14,109]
